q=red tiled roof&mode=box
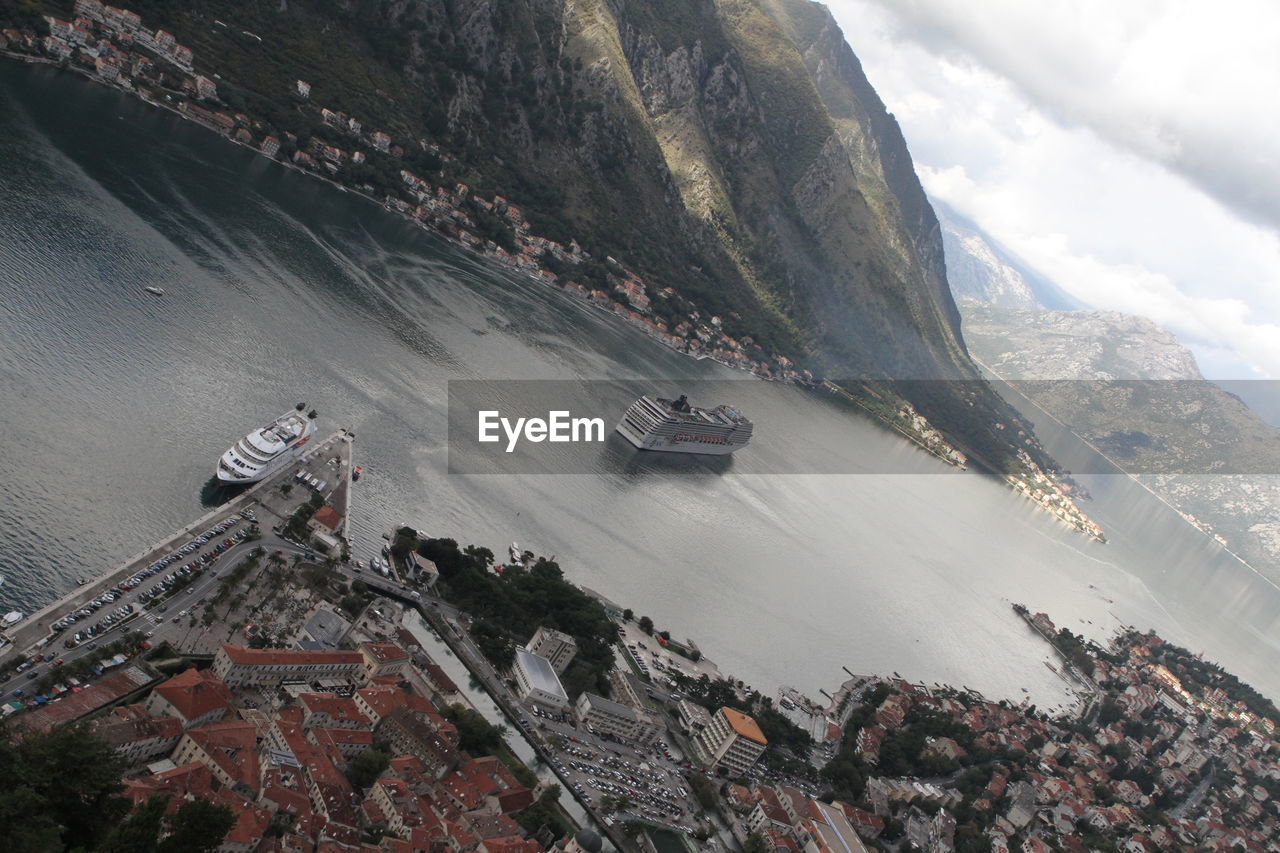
[300,692,370,726]
[185,719,261,791]
[153,668,235,722]
[89,703,182,747]
[311,506,342,530]
[393,628,422,651]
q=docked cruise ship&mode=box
[216,404,318,483]
[616,394,752,455]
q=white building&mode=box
[692,706,768,776]
[677,697,713,734]
[512,648,570,713]
[526,626,578,675]
[575,692,660,745]
[213,644,363,688]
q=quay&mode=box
[0,430,355,661]
[1012,603,1103,719]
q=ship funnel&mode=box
[307,409,318,420]
[296,402,307,411]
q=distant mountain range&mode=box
[935,199,1083,312]
[937,202,1280,583]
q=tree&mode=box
[622,608,633,621]
[441,704,504,753]
[0,724,129,850]
[158,798,236,853]
[347,748,392,790]
[101,795,167,853]
[638,615,654,635]
[687,772,718,810]
[744,832,772,853]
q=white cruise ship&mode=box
[216,404,318,483]
[616,394,752,455]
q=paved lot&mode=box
[1,511,263,694]
[528,708,706,835]
[614,620,722,690]
[2,433,354,700]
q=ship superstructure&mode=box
[616,394,752,455]
[216,404,317,483]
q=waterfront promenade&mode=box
[0,430,354,660]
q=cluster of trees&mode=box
[418,538,616,697]
[513,786,571,841]
[346,746,391,791]
[873,705,977,778]
[440,703,504,755]
[0,726,233,852]
[282,491,326,542]
[1049,626,1098,678]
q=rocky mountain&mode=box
[939,212,1041,311]
[41,0,1076,477]
[935,199,1081,311]
[960,303,1202,382]
[946,223,1280,583]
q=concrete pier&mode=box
[0,431,353,660]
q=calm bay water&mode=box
[1,62,1277,707]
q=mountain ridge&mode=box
[6,0,1087,486]
[945,213,1280,582]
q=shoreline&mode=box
[1,48,1106,542]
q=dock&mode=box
[0,430,354,660]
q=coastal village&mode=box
[0,425,1276,853]
[0,4,1274,853]
[0,0,1107,542]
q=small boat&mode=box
[143,286,165,296]
[2,611,24,627]
[75,577,87,586]
[509,542,523,564]
[352,466,362,482]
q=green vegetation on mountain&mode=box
[14,0,1070,476]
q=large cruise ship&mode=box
[616,394,752,455]
[216,404,318,483]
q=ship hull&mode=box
[615,421,744,455]
[215,447,303,483]
[216,412,315,483]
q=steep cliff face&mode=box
[315,0,975,379]
[90,0,1057,469]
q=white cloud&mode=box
[825,0,1280,378]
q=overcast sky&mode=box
[826,0,1280,379]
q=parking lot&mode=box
[615,623,721,694]
[517,705,706,835]
[1,510,257,700]
[57,511,255,642]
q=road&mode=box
[3,432,355,698]
[2,512,271,697]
